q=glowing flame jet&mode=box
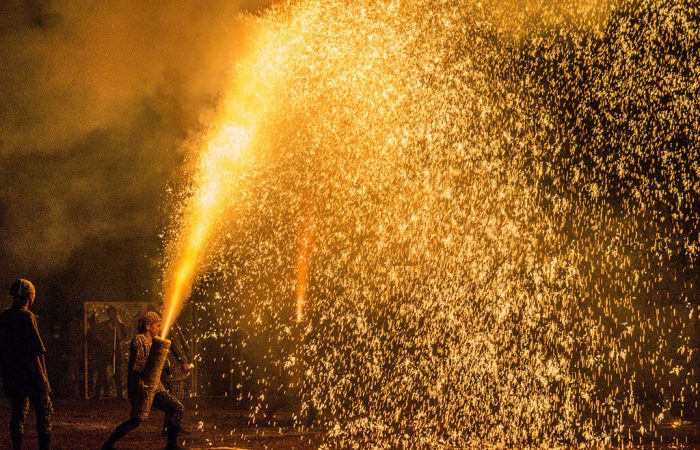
[161,124,252,337]
[160,20,295,338]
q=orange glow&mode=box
[295,220,314,322]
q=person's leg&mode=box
[114,355,124,399]
[29,390,53,450]
[88,364,96,398]
[95,364,106,398]
[152,391,184,449]
[90,366,101,399]
[96,358,113,399]
[101,417,141,450]
[172,380,185,403]
[163,380,185,433]
[9,395,29,450]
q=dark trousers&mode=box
[94,364,110,399]
[93,354,112,399]
[103,390,183,449]
[10,390,53,450]
[114,357,123,398]
[164,379,185,431]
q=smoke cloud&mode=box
[0,0,273,307]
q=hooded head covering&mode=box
[138,311,161,333]
[10,279,35,302]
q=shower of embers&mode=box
[165,0,699,448]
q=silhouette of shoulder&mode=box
[0,306,45,356]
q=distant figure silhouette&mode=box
[93,306,127,399]
[0,279,53,450]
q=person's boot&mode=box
[163,423,189,437]
[10,430,22,450]
[101,437,119,450]
[39,432,51,450]
[102,428,128,450]
[101,419,138,450]
[101,438,116,450]
[165,425,186,450]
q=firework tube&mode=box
[134,336,171,420]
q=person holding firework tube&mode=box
[101,311,184,450]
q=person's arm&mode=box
[118,322,127,341]
[172,325,194,373]
[173,324,193,364]
[34,355,50,391]
[130,336,151,391]
[26,314,50,393]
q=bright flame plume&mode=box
[160,21,293,338]
[161,125,252,336]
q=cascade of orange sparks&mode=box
[155,1,698,446]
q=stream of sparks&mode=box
[158,1,699,447]
[160,19,291,338]
[161,124,252,337]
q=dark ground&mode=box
[0,397,320,450]
[2,397,700,449]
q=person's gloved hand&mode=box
[138,378,152,393]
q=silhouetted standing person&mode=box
[86,313,99,398]
[94,306,127,399]
[0,279,52,450]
